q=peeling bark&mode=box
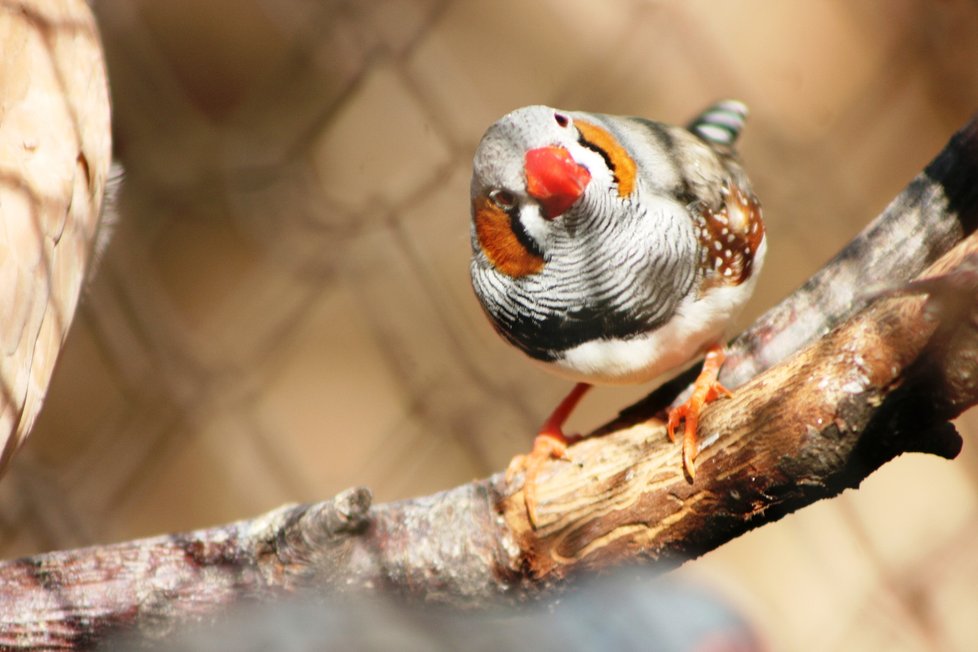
[0,116,976,650]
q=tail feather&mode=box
[688,100,749,147]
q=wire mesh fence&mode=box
[2,1,978,649]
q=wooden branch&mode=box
[1,116,977,648]
[614,108,978,425]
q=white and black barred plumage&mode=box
[469,101,765,387]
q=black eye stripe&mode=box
[508,209,545,259]
[577,130,619,183]
[485,191,544,259]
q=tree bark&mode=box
[1,115,977,649]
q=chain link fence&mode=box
[2,1,977,649]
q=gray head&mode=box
[468,105,702,362]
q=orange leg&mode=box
[667,344,732,480]
[507,382,591,527]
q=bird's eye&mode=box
[489,189,516,210]
[554,113,570,128]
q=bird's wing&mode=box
[0,0,113,477]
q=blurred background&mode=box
[2,0,978,649]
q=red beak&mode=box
[524,146,591,219]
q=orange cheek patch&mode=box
[575,119,637,198]
[474,196,544,278]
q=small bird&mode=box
[469,101,765,522]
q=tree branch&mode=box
[2,115,977,649]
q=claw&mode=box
[666,344,732,480]
[508,383,590,527]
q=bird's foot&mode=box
[667,344,732,480]
[507,383,591,528]
[506,431,578,527]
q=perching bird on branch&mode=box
[469,101,765,518]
